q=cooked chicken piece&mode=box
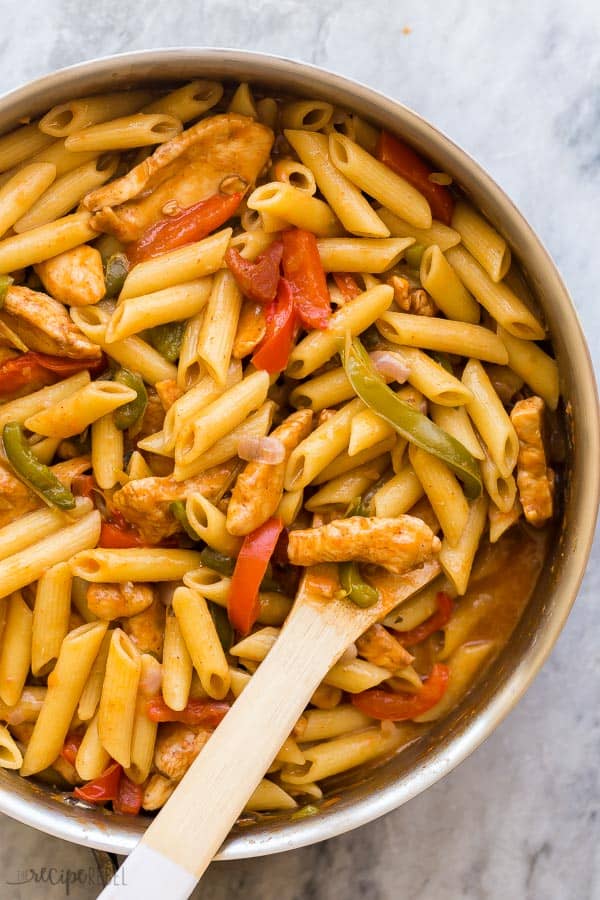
[86,582,154,620]
[35,246,105,307]
[510,396,554,527]
[122,597,165,657]
[232,301,266,359]
[356,624,414,670]
[155,378,182,411]
[388,275,437,316]
[51,456,92,489]
[226,409,313,536]
[0,285,101,359]
[84,114,274,242]
[153,723,211,781]
[142,773,177,811]
[111,461,237,543]
[287,515,441,575]
[0,461,39,527]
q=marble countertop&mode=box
[0,1,598,898]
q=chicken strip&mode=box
[111,461,238,544]
[287,515,441,575]
[35,245,105,307]
[153,723,211,781]
[0,461,39,527]
[356,624,414,670]
[226,409,313,536]
[510,395,554,527]
[84,113,274,242]
[122,597,165,658]
[86,582,154,621]
[0,285,101,359]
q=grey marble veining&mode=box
[0,1,598,898]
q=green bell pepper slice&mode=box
[113,368,148,431]
[149,322,186,363]
[340,336,482,498]
[3,422,75,509]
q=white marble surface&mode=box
[0,1,598,898]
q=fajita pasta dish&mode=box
[0,80,562,820]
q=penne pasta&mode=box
[285,130,390,238]
[248,182,340,237]
[40,90,153,136]
[126,654,160,784]
[451,200,511,282]
[373,465,425,518]
[75,712,111,781]
[0,211,96,273]
[439,495,489,595]
[409,445,470,547]
[106,278,212,343]
[70,548,202,583]
[77,629,111,722]
[162,607,193,712]
[430,404,485,460]
[20,620,108,776]
[142,81,223,121]
[380,346,472,407]
[285,397,364,490]
[91,413,124,490]
[64,113,182,152]
[281,100,333,131]
[329,132,432,228]
[185,493,242,557]
[31,562,72,677]
[317,236,414,273]
[462,358,519,478]
[415,641,495,722]
[376,206,461,251]
[173,586,230,700]
[378,312,508,364]
[446,245,545,340]
[272,157,317,194]
[25,381,136,438]
[97,628,141,768]
[0,122,56,172]
[419,244,480,323]
[0,723,23,769]
[0,163,57,237]
[0,592,33,707]
[194,270,242,386]
[497,326,559,410]
[0,498,90,562]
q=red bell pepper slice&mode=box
[99,519,147,549]
[351,663,450,721]
[146,696,230,727]
[282,229,331,329]
[376,131,454,225]
[228,516,285,634]
[251,278,298,373]
[333,272,362,301]
[128,192,243,264]
[74,762,122,804]
[60,731,83,767]
[397,592,454,647]
[113,773,144,816]
[224,240,283,304]
[0,352,104,398]
[71,474,97,501]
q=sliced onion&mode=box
[238,435,285,465]
[338,643,358,665]
[369,351,410,383]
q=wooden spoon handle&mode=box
[99,597,354,899]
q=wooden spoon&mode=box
[99,559,440,899]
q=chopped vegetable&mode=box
[228,516,284,634]
[345,495,369,518]
[369,350,410,383]
[332,272,361,301]
[339,561,379,608]
[282,229,331,329]
[73,762,122,804]
[128,192,243,264]
[2,422,76,510]
[405,242,426,269]
[146,696,229,727]
[113,773,144,816]
[224,240,283,304]
[340,337,482,498]
[351,663,450,720]
[397,591,454,646]
[169,500,200,541]
[252,278,298,373]
[60,732,83,767]
[209,601,234,652]
[112,368,148,431]
[200,546,236,576]
[376,131,454,225]
[99,519,147,548]
[104,253,129,298]
[0,351,104,398]
[148,321,186,362]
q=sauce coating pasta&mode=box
[0,80,562,821]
